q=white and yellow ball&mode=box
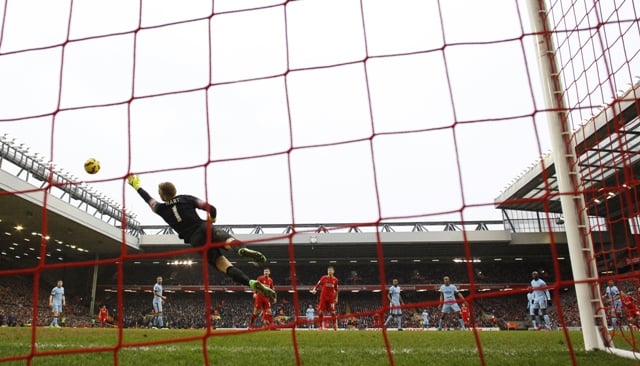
[84,158,100,174]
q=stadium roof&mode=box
[0,168,140,267]
[494,81,640,220]
[0,185,574,268]
[136,222,573,265]
[0,170,575,269]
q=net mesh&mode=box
[0,0,639,365]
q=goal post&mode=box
[527,0,639,359]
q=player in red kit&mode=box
[98,305,108,328]
[249,268,275,329]
[310,266,339,330]
[460,303,470,329]
[621,292,640,329]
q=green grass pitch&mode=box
[0,327,638,366]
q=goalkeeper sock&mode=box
[226,266,250,286]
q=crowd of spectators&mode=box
[99,261,574,288]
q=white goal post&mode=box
[527,0,639,359]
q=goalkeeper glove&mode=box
[127,175,141,190]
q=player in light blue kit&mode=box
[530,271,552,330]
[153,276,167,328]
[422,309,430,329]
[603,280,622,329]
[49,280,65,328]
[437,276,467,330]
[384,279,404,330]
[306,304,316,328]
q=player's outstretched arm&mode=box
[128,175,157,207]
[127,175,141,190]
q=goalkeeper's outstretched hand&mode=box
[127,175,141,190]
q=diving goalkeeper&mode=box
[127,175,276,300]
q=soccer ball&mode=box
[84,158,100,174]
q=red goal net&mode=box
[0,0,639,365]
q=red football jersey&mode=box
[622,296,638,314]
[314,275,339,299]
[99,307,108,320]
[460,306,470,322]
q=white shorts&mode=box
[153,301,163,313]
[389,303,402,315]
[442,303,461,314]
[532,297,548,311]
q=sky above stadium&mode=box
[0,0,555,227]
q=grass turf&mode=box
[0,327,639,366]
